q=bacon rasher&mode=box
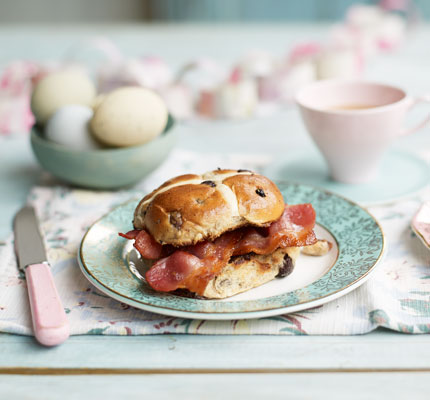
[120,203,317,296]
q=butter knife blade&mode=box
[13,206,47,270]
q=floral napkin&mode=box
[1,149,429,336]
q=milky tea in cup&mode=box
[296,80,429,184]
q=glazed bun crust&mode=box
[133,169,285,246]
[222,174,284,224]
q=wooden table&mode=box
[1,23,429,398]
[1,331,430,399]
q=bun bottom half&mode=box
[164,247,301,299]
[202,247,301,299]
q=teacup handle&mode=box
[400,95,430,136]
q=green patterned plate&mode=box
[78,182,385,320]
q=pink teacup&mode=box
[296,80,430,184]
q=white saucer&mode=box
[264,149,429,205]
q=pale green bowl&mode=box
[31,117,177,189]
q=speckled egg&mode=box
[90,87,168,147]
[31,69,96,125]
[45,105,101,151]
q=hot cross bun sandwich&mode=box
[119,169,324,299]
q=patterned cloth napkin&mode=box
[1,149,429,336]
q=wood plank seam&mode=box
[1,368,430,375]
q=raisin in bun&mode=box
[133,169,285,247]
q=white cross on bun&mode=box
[133,169,285,247]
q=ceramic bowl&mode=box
[31,116,177,189]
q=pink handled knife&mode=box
[13,206,69,346]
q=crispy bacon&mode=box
[118,230,140,240]
[147,231,242,294]
[119,229,162,259]
[146,251,203,292]
[120,203,317,295]
[234,204,316,255]
[183,231,243,294]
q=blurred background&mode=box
[0,0,425,130]
[0,0,427,23]
[0,0,428,236]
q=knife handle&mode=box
[25,263,70,346]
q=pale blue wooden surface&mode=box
[2,330,430,370]
[1,373,430,400]
[1,372,430,400]
[1,23,430,398]
[1,331,430,398]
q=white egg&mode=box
[31,69,96,125]
[45,105,101,151]
[90,87,168,147]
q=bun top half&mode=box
[133,169,285,246]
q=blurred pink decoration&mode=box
[379,0,410,12]
[177,58,227,90]
[236,50,278,103]
[277,61,317,102]
[288,42,322,65]
[134,56,172,89]
[259,61,316,104]
[0,61,38,135]
[212,67,258,119]
[0,2,415,129]
[376,15,406,50]
[186,63,259,119]
[66,37,173,93]
[237,50,276,78]
[196,90,215,118]
[159,83,194,120]
[176,58,227,119]
[339,4,407,55]
[229,67,242,84]
[330,24,379,58]
[97,56,173,93]
[273,42,320,102]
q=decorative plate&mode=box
[411,201,430,250]
[78,182,385,320]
